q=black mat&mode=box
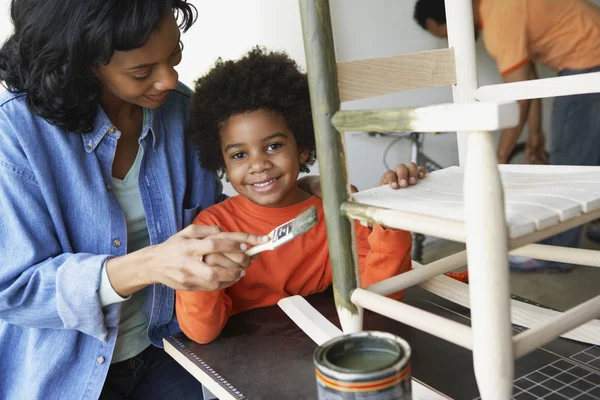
[166,287,600,399]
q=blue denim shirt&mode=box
[0,83,222,399]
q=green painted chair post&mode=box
[299,0,363,332]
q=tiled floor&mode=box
[509,357,600,399]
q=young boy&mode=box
[176,47,421,344]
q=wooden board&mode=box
[331,101,519,133]
[337,49,457,102]
[476,72,600,102]
[418,273,600,345]
[352,165,600,240]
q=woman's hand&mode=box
[106,225,267,296]
[380,162,427,188]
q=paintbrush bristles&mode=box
[291,206,318,236]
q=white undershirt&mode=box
[99,145,152,363]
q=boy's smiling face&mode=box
[220,108,310,208]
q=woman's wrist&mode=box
[105,247,156,297]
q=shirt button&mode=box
[106,184,112,191]
[108,126,117,134]
[113,239,121,248]
[87,142,93,149]
[96,356,105,365]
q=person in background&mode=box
[414,0,600,270]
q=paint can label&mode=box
[315,364,411,399]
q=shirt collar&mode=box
[142,107,159,151]
[81,107,112,153]
[81,106,159,153]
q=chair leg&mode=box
[464,131,514,399]
[444,0,479,166]
[411,233,425,263]
[299,0,362,333]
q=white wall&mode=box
[183,1,461,193]
[176,1,307,89]
[2,0,593,194]
[177,0,477,193]
[330,0,457,191]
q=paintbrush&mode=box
[245,206,318,256]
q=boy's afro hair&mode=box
[188,46,317,176]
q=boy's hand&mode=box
[380,162,427,189]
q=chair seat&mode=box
[352,165,600,239]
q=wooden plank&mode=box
[510,207,600,248]
[475,72,600,102]
[337,49,456,102]
[503,187,600,213]
[505,195,582,222]
[351,165,600,238]
[413,380,452,400]
[429,166,600,192]
[418,273,600,345]
[503,203,558,231]
[514,294,600,358]
[277,296,343,345]
[351,186,536,239]
[504,182,600,195]
[331,101,519,133]
[351,185,536,237]
[163,339,239,400]
[499,164,600,174]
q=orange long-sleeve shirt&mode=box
[480,0,600,74]
[176,195,412,344]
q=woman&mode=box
[0,1,424,398]
[0,1,266,399]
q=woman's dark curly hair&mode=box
[189,46,317,176]
[0,0,197,133]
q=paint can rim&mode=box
[314,330,411,380]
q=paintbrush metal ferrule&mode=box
[272,221,294,243]
[272,206,318,247]
[244,206,319,256]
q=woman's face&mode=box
[96,12,182,108]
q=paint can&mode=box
[314,331,412,399]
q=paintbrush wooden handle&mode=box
[245,241,274,257]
